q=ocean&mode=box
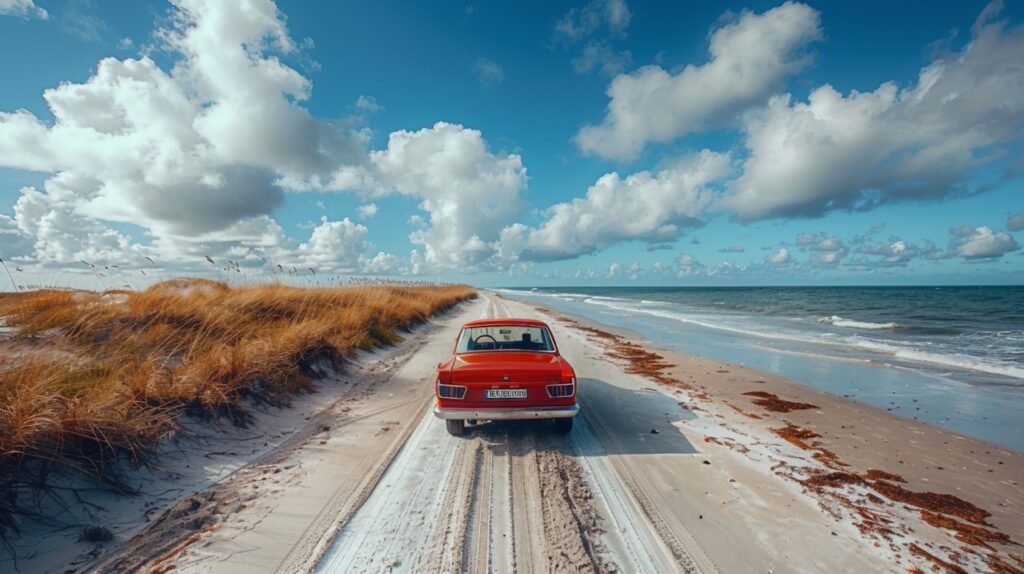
[497,286,1024,451]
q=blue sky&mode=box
[0,0,1022,288]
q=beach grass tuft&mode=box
[0,279,476,535]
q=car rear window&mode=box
[456,325,555,352]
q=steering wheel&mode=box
[474,334,500,348]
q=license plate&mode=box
[486,389,527,399]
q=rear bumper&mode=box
[433,404,579,421]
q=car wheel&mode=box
[446,419,465,436]
[553,417,574,434]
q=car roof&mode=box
[462,318,550,328]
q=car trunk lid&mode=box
[450,352,562,384]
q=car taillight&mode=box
[546,377,575,398]
[437,379,467,399]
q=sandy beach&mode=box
[4,291,1021,573]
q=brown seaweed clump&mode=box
[742,391,818,413]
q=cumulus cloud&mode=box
[357,202,378,219]
[293,216,401,273]
[721,3,1024,220]
[366,122,527,270]
[0,214,34,260]
[0,0,48,19]
[0,0,362,234]
[0,0,391,274]
[949,225,1020,259]
[853,227,1020,265]
[795,232,847,264]
[675,253,705,277]
[577,2,822,160]
[606,261,623,278]
[499,150,728,262]
[1009,210,1024,231]
[857,239,936,265]
[766,247,790,265]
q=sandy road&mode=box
[315,295,691,573]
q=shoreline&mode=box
[514,294,1024,572]
[496,288,1024,452]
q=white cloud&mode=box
[555,1,632,78]
[367,122,527,270]
[142,214,400,276]
[0,0,394,274]
[355,95,382,113]
[295,217,372,272]
[607,262,623,278]
[475,57,504,86]
[949,225,1020,259]
[675,253,705,277]
[572,41,632,77]
[1009,210,1024,232]
[794,232,816,246]
[499,150,728,262]
[766,247,790,265]
[810,249,844,265]
[359,251,401,274]
[1,211,36,260]
[61,0,107,42]
[553,0,631,43]
[0,0,48,20]
[13,183,138,266]
[0,0,367,238]
[576,2,822,160]
[858,239,926,264]
[721,3,1024,220]
[796,232,847,264]
[357,202,378,219]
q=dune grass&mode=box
[0,279,475,535]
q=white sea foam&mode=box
[850,339,1024,380]
[819,315,899,330]
[579,296,1024,381]
[582,297,825,345]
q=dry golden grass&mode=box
[0,279,475,533]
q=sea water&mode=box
[497,286,1024,451]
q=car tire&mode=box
[553,417,574,434]
[446,419,465,436]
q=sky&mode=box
[0,0,1022,288]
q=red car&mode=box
[434,318,578,436]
